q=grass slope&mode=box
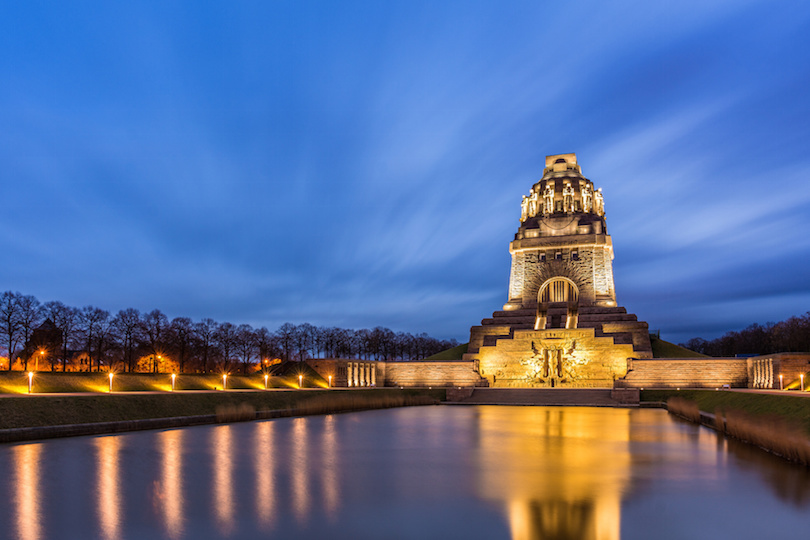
[642,389,810,434]
[423,343,469,360]
[0,388,446,430]
[650,335,707,358]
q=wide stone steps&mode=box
[454,388,620,406]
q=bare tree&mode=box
[78,306,110,372]
[45,301,80,371]
[112,308,142,372]
[235,324,256,374]
[141,309,169,373]
[194,318,218,373]
[0,291,21,370]
[214,322,237,373]
[169,317,194,373]
[17,295,43,370]
[277,322,296,362]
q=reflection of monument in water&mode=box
[465,154,652,388]
[476,406,630,540]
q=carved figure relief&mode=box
[581,184,592,213]
[522,340,584,387]
[594,189,604,216]
[527,191,538,217]
[563,184,575,213]
[521,195,529,222]
[543,182,555,214]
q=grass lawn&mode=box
[0,388,446,430]
[642,389,810,434]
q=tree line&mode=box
[679,312,810,357]
[0,291,459,373]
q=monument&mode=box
[463,154,652,387]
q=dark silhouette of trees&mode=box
[1,290,462,373]
[680,313,810,356]
[0,291,22,370]
[45,301,79,371]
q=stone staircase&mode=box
[451,388,623,406]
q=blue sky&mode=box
[2,0,809,344]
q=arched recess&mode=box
[538,277,579,303]
[535,277,579,330]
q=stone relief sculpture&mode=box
[527,191,538,217]
[563,184,575,213]
[594,188,604,216]
[543,182,555,214]
[521,195,529,222]
[523,340,582,386]
[581,184,592,213]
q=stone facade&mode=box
[465,153,652,388]
[305,359,487,388]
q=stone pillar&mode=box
[371,364,377,386]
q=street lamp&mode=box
[328,375,332,388]
[298,374,303,389]
[109,372,114,393]
[802,373,805,392]
[171,373,176,392]
[264,374,269,390]
[222,374,228,390]
[36,349,45,371]
[779,373,783,390]
[28,372,33,394]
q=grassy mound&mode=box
[423,343,469,360]
[0,388,447,430]
[643,389,810,434]
[650,335,707,358]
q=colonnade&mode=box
[347,362,376,387]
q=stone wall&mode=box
[617,358,748,388]
[383,361,487,387]
[306,359,485,388]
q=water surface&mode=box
[1,406,808,539]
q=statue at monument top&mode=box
[518,153,605,222]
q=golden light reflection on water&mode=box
[95,436,122,540]
[14,443,42,540]
[254,421,276,530]
[212,425,235,536]
[290,417,310,523]
[157,429,184,539]
[477,407,630,540]
[321,415,340,520]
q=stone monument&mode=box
[464,154,652,387]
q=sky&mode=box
[2,0,809,345]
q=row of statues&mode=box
[520,181,604,221]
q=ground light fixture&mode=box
[264,374,269,390]
[780,373,783,390]
[328,375,332,388]
[802,373,805,392]
[28,372,33,394]
[108,372,114,393]
[171,373,176,391]
[298,374,303,389]
[222,374,228,390]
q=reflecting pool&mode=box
[1,406,809,539]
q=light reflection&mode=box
[477,407,629,540]
[14,443,42,540]
[255,421,276,530]
[291,418,310,522]
[212,425,235,536]
[321,415,340,520]
[157,429,184,539]
[95,436,122,540]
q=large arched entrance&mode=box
[535,277,579,330]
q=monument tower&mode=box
[464,154,652,388]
